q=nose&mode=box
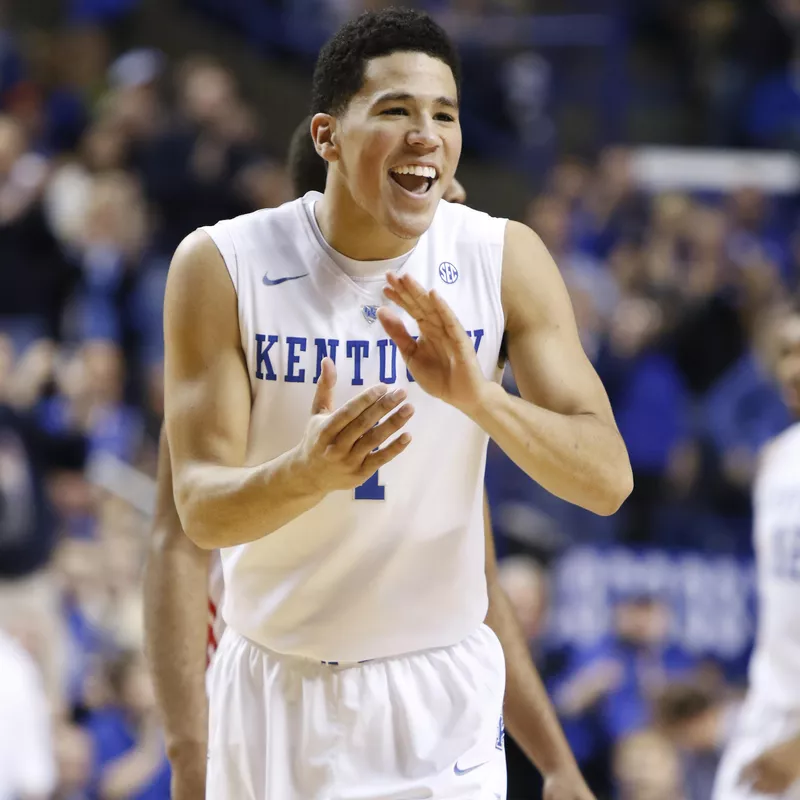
[406,115,439,150]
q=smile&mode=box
[388,164,438,196]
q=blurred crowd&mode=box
[0,2,798,799]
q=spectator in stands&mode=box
[0,338,87,712]
[52,722,94,800]
[655,682,741,800]
[83,649,170,799]
[553,593,696,787]
[597,296,689,543]
[613,729,685,800]
[0,115,76,347]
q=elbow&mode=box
[173,481,218,551]
[592,457,634,517]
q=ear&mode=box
[311,113,339,165]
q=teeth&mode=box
[390,165,437,179]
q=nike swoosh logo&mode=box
[262,272,309,286]
[453,760,489,776]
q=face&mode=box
[774,313,800,414]
[318,51,462,240]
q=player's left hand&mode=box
[740,736,800,794]
[542,769,596,800]
[542,768,596,800]
[378,272,488,414]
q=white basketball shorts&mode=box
[206,623,507,800]
[713,694,800,800]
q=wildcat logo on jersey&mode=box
[253,330,485,387]
[361,305,378,324]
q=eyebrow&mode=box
[372,91,459,110]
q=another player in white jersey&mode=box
[160,8,632,798]
[712,305,800,799]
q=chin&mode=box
[383,205,439,240]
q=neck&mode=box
[316,178,418,261]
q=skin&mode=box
[311,51,461,258]
[737,312,800,796]
[157,49,632,800]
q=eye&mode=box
[435,113,456,122]
[381,107,408,116]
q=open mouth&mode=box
[389,165,437,196]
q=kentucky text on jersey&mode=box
[253,329,485,385]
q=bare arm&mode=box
[474,221,632,516]
[482,496,588,789]
[163,230,325,548]
[378,226,631,517]
[164,231,413,549]
[143,426,209,798]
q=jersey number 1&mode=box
[354,470,384,500]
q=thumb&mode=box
[311,357,336,414]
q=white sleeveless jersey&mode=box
[201,192,506,662]
[748,421,800,710]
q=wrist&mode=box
[282,446,327,501]
[462,380,505,423]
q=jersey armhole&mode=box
[200,223,240,297]
[486,216,507,366]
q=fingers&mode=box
[361,431,412,474]
[322,382,390,437]
[310,357,337,414]
[332,388,408,451]
[350,403,414,460]
[376,308,417,359]
[384,274,468,347]
[385,272,439,326]
[429,289,470,343]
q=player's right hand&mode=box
[292,357,414,493]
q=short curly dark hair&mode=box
[311,8,460,116]
[287,115,328,195]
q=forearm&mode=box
[472,382,631,516]
[485,580,580,777]
[176,448,324,549]
[143,531,210,766]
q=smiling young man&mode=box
[161,9,631,799]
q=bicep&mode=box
[501,221,615,423]
[163,231,252,490]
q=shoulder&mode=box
[499,220,568,330]
[165,228,239,334]
[502,219,549,266]
[204,196,308,241]
[433,199,507,244]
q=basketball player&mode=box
[143,115,476,799]
[161,9,632,798]
[712,304,800,799]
